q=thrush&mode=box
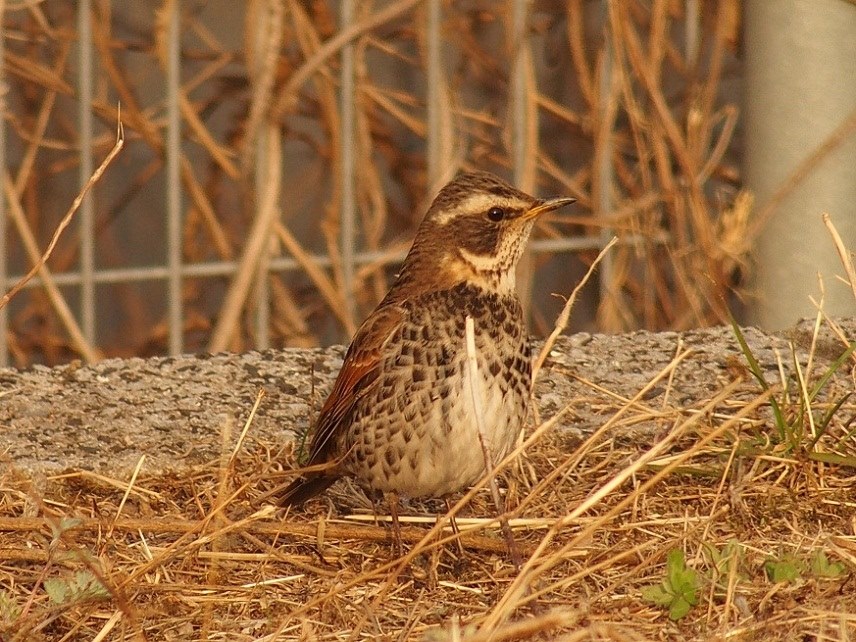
[280,171,574,508]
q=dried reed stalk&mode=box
[3,3,748,365]
[1,114,124,361]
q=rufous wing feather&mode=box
[279,303,404,506]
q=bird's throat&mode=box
[444,247,517,294]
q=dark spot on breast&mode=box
[486,296,502,317]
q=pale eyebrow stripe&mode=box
[435,194,519,225]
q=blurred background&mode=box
[0,0,853,368]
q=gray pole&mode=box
[745,0,856,329]
[166,0,183,354]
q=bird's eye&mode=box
[486,207,505,222]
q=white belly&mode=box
[361,349,526,498]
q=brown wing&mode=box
[279,303,403,506]
[306,302,404,466]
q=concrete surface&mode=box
[1,319,853,476]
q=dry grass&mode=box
[2,350,855,640]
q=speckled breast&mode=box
[341,282,532,498]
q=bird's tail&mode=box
[278,474,336,506]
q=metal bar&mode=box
[339,0,357,334]
[510,0,530,188]
[78,0,96,346]
[597,1,615,306]
[4,235,653,290]
[510,0,537,316]
[685,0,700,66]
[426,0,442,186]
[166,0,183,354]
[251,4,274,350]
[0,3,7,366]
[255,134,271,350]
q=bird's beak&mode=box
[522,196,576,220]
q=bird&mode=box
[279,171,575,517]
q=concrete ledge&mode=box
[2,319,853,476]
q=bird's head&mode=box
[393,171,575,296]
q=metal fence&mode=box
[0,1,740,367]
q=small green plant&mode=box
[764,553,804,583]
[703,539,745,597]
[48,516,82,545]
[641,549,699,620]
[44,570,109,605]
[0,589,21,623]
[705,539,744,574]
[729,315,856,467]
[810,550,846,579]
